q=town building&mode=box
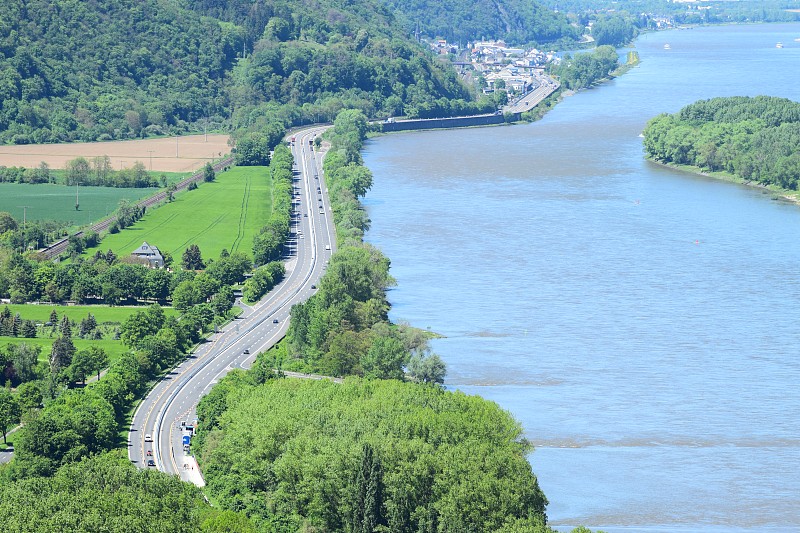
[131,241,164,268]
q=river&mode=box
[363,23,800,533]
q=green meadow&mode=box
[0,183,157,227]
[0,304,178,324]
[0,335,130,365]
[88,166,271,260]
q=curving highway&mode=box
[127,126,333,482]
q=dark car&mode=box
[273,319,279,324]
[243,349,250,354]
[147,459,156,467]
[311,285,316,289]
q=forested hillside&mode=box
[378,0,581,45]
[0,0,489,147]
[643,96,800,190]
[0,0,240,144]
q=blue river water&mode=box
[363,24,800,532]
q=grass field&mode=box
[1,304,178,325]
[88,166,271,260]
[0,134,230,173]
[0,335,131,365]
[0,183,158,227]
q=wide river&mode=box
[363,24,800,533]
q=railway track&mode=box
[39,155,234,259]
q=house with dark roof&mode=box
[130,241,164,268]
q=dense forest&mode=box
[195,374,552,532]
[0,452,255,532]
[377,0,581,46]
[643,96,800,190]
[0,0,521,146]
[0,0,239,144]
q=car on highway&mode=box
[147,459,156,467]
[144,433,153,442]
[273,319,279,324]
[311,285,316,289]
[146,450,152,456]
[243,349,250,354]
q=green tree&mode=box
[10,342,41,383]
[360,336,407,380]
[50,335,76,377]
[203,161,216,182]
[69,347,108,384]
[16,381,43,413]
[183,244,205,270]
[406,352,447,385]
[120,305,166,348]
[0,211,18,233]
[172,280,201,312]
[351,442,386,533]
[0,387,20,444]
[65,157,91,185]
[234,133,270,166]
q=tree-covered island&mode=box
[643,96,800,196]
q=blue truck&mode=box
[182,435,191,450]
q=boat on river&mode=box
[776,42,784,48]
[664,43,671,50]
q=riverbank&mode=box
[646,157,800,205]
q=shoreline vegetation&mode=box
[643,96,800,203]
[191,112,566,532]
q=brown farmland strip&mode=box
[0,134,230,172]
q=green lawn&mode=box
[86,166,271,260]
[0,183,157,227]
[0,304,177,325]
[0,336,130,365]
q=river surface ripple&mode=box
[364,23,800,533]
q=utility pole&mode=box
[75,181,79,211]
[16,206,30,230]
[176,135,179,158]
[147,150,154,171]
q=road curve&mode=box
[128,126,333,481]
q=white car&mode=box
[144,433,153,442]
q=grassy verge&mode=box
[84,166,272,261]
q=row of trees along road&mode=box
[284,110,445,383]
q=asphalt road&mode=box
[128,125,333,480]
[503,76,560,114]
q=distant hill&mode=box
[0,0,241,144]
[0,0,494,146]
[377,0,581,45]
